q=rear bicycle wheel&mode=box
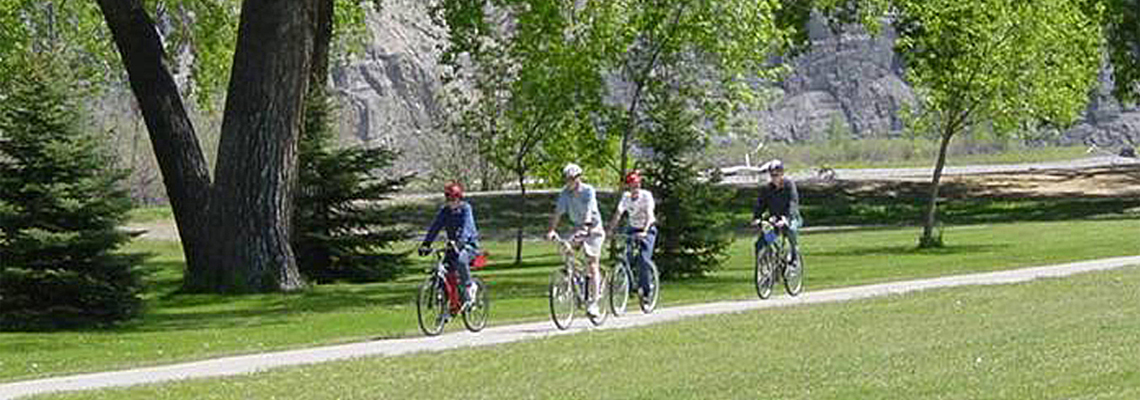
[463,277,490,332]
[639,262,659,314]
[549,269,575,330]
[755,247,776,299]
[416,276,447,336]
[609,260,631,316]
[783,252,804,297]
[588,269,610,326]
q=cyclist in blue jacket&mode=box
[419,182,480,309]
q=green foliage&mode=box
[292,89,412,283]
[640,98,734,279]
[1103,0,1140,102]
[0,0,118,89]
[0,57,143,331]
[893,0,1103,137]
[436,0,620,189]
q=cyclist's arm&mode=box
[583,186,600,227]
[462,202,479,245]
[753,187,768,222]
[788,180,800,220]
[607,193,627,234]
[548,192,568,236]
[422,206,447,246]
[642,191,656,231]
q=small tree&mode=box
[292,89,412,283]
[641,98,734,279]
[0,58,144,330]
[887,0,1103,247]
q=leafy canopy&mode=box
[892,0,1103,136]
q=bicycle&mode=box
[548,231,610,329]
[416,241,489,336]
[754,217,804,299]
[609,232,659,315]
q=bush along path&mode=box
[3,255,1139,400]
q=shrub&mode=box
[640,98,734,279]
[0,58,144,331]
[292,89,412,283]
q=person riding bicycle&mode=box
[606,170,657,300]
[419,181,480,310]
[546,163,606,317]
[752,160,802,264]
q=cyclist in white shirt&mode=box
[546,163,606,317]
[606,170,657,299]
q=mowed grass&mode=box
[2,218,1138,383]
[38,264,1140,400]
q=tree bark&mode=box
[310,0,334,90]
[515,169,526,265]
[204,0,315,292]
[921,130,955,245]
[95,0,214,284]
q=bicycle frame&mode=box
[613,233,644,282]
[554,234,593,307]
[430,242,465,314]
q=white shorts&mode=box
[577,226,606,258]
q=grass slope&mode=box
[38,265,1140,399]
[2,218,1138,382]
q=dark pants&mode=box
[445,243,477,300]
[625,226,657,294]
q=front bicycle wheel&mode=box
[609,261,631,316]
[416,276,447,336]
[783,252,804,297]
[588,269,610,326]
[463,277,490,332]
[755,247,776,299]
[639,262,659,314]
[549,269,575,330]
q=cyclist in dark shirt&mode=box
[752,160,802,263]
[419,182,480,309]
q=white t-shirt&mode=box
[617,189,655,229]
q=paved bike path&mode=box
[5,255,1140,399]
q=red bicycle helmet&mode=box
[444,182,464,199]
[624,170,642,185]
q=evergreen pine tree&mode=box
[292,89,412,283]
[0,58,144,331]
[640,98,734,279]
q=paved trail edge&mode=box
[4,255,1140,400]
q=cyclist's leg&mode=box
[787,217,802,262]
[583,227,605,303]
[637,226,657,295]
[447,247,474,302]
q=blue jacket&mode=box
[422,201,479,247]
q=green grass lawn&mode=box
[2,218,1138,383]
[37,263,1140,399]
[125,206,174,224]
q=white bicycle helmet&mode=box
[762,159,784,172]
[562,163,583,179]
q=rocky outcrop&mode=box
[330,0,448,172]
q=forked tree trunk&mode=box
[202,0,315,292]
[101,0,319,293]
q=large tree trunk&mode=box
[921,131,955,246]
[310,0,334,90]
[96,0,214,283]
[203,0,315,292]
